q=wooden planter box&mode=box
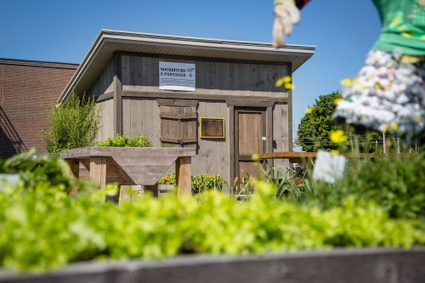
[158,184,176,197]
[1,248,424,283]
[60,147,196,196]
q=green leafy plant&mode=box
[1,151,425,274]
[1,168,424,273]
[230,160,310,202]
[158,173,176,185]
[96,134,152,147]
[159,173,225,194]
[302,152,425,221]
[191,173,225,194]
[0,148,97,195]
[42,92,101,153]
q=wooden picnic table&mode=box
[60,147,197,197]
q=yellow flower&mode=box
[357,84,366,91]
[330,130,347,144]
[334,98,343,105]
[390,17,402,27]
[251,154,260,161]
[401,55,421,63]
[275,76,292,87]
[330,149,340,155]
[305,107,313,114]
[402,32,413,39]
[341,78,353,87]
[397,26,406,32]
[284,82,293,90]
[391,122,398,130]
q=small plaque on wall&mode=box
[200,117,225,139]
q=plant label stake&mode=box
[312,150,346,184]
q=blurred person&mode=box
[273,0,425,143]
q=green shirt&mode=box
[372,0,425,55]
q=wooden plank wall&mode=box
[273,103,291,170]
[120,55,291,97]
[87,59,115,98]
[122,98,161,147]
[91,53,292,187]
[196,101,229,186]
[97,99,115,141]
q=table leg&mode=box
[66,159,80,178]
[175,156,192,197]
[66,159,80,196]
[90,156,107,189]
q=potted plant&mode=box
[158,173,177,196]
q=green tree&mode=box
[295,92,341,152]
[42,92,101,153]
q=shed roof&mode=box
[58,29,315,104]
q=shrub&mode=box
[42,92,100,153]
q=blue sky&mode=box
[1,0,381,149]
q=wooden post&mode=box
[66,159,80,196]
[175,156,192,197]
[383,132,386,154]
[397,138,400,154]
[145,183,159,198]
[90,156,107,189]
[66,159,80,178]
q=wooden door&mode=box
[235,108,266,180]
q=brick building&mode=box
[0,59,78,158]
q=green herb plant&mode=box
[303,151,425,221]
[96,134,152,147]
[42,92,101,153]
[230,161,310,203]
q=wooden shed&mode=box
[57,30,315,191]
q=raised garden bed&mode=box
[60,147,196,196]
[1,248,424,283]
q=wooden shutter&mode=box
[158,100,198,147]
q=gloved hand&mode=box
[272,0,300,48]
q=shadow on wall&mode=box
[0,106,27,159]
